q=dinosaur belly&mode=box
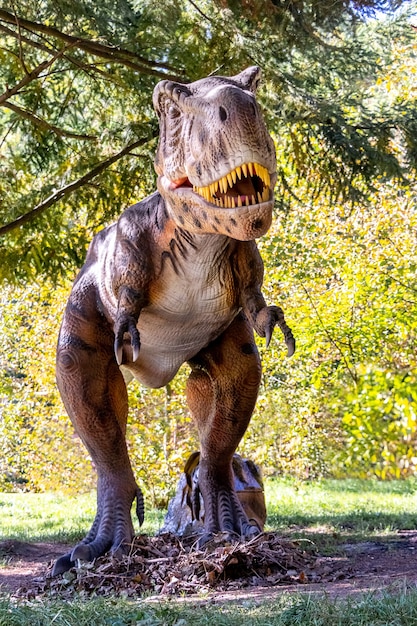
[122,273,239,388]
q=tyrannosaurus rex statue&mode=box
[53,66,295,576]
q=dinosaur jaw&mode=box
[191,162,271,209]
[158,162,275,241]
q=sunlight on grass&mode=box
[1,478,416,547]
[0,492,164,543]
[264,478,417,546]
[1,480,417,624]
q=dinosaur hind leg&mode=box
[186,312,262,541]
[52,306,142,576]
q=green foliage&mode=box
[0,283,93,492]
[127,376,198,508]
[240,179,417,480]
[0,1,416,281]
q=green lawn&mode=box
[0,491,164,543]
[265,477,417,551]
[2,588,417,626]
[1,478,417,625]
[2,477,416,546]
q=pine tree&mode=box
[0,0,415,281]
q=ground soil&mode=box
[1,531,417,603]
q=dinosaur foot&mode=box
[197,472,261,548]
[52,485,144,576]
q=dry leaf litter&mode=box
[16,532,350,599]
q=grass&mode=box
[1,478,417,625]
[1,478,416,546]
[2,586,417,625]
[0,491,165,543]
[264,477,417,552]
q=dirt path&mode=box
[1,532,417,602]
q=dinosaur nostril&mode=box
[219,106,228,122]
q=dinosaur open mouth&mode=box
[192,162,271,208]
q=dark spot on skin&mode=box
[214,216,220,224]
[219,106,227,122]
[199,130,207,144]
[196,163,202,177]
[194,218,202,228]
[202,211,207,220]
[252,219,263,230]
[178,214,185,224]
[230,218,237,226]
[182,202,189,213]
[241,342,256,355]
[225,226,231,233]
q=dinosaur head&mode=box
[153,66,276,241]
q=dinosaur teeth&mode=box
[192,162,272,208]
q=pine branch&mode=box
[0,21,54,54]
[3,101,97,140]
[0,44,71,105]
[0,134,157,236]
[0,8,185,80]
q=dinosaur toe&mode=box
[52,552,75,576]
[52,483,144,576]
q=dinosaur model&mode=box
[53,66,295,576]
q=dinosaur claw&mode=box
[286,334,296,357]
[52,553,75,576]
[114,319,141,364]
[71,543,93,562]
[115,340,124,365]
[132,342,140,363]
[258,306,295,356]
[129,325,141,362]
[265,325,273,348]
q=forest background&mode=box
[0,0,416,508]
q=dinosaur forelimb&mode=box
[113,285,145,365]
[254,305,295,356]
